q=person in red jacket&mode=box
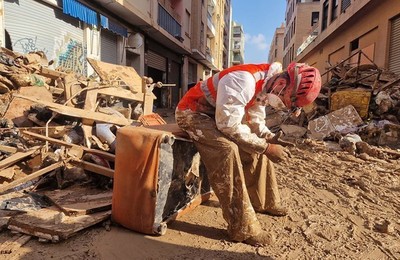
[175,62,321,246]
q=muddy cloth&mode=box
[175,109,281,242]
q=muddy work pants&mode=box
[175,110,282,242]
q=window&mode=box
[185,10,191,37]
[200,22,204,48]
[275,49,277,58]
[322,0,329,31]
[311,12,319,26]
[331,0,338,22]
[341,0,351,13]
[293,17,296,35]
[350,38,359,51]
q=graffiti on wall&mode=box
[55,34,87,75]
[13,36,49,56]
[10,33,87,75]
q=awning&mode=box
[62,0,98,26]
[100,15,128,37]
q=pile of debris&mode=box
[268,51,400,156]
[0,47,167,250]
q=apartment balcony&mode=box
[209,0,217,8]
[158,4,183,42]
[207,13,216,38]
[202,47,217,70]
[297,26,319,56]
[87,0,190,54]
[232,44,242,53]
[232,56,243,65]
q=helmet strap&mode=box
[290,65,301,108]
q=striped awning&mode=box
[62,0,97,26]
[100,14,128,37]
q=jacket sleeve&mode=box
[246,103,273,138]
[246,62,283,138]
[215,71,268,154]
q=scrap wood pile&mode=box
[268,51,400,162]
[0,47,166,247]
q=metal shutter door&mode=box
[389,16,400,75]
[147,50,166,71]
[4,0,85,74]
[101,30,118,64]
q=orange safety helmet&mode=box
[264,62,321,109]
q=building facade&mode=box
[0,0,231,108]
[296,0,400,83]
[283,0,321,68]
[268,23,285,64]
[230,21,245,66]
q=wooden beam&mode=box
[38,67,67,79]
[97,87,144,102]
[0,144,18,154]
[14,94,132,126]
[0,234,31,255]
[0,166,15,180]
[0,161,63,194]
[0,146,40,171]
[71,159,114,178]
[21,131,115,162]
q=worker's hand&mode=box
[263,143,289,163]
[266,131,295,147]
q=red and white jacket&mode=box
[177,63,282,154]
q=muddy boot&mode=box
[256,206,288,217]
[243,231,275,246]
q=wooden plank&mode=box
[82,86,99,148]
[8,207,111,242]
[0,210,20,231]
[21,131,115,162]
[14,94,132,126]
[38,67,67,79]
[0,144,18,154]
[0,126,72,139]
[0,234,31,255]
[48,86,64,95]
[143,93,154,115]
[0,146,40,171]
[0,162,63,194]
[41,186,112,216]
[97,87,144,102]
[71,160,114,178]
[0,166,15,180]
[87,58,143,94]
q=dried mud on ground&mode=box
[1,138,398,260]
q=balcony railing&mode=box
[207,13,216,38]
[158,4,182,41]
[296,27,319,56]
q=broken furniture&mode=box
[112,125,210,235]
